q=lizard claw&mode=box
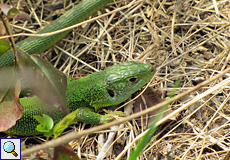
[100,110,126,124]
[107,111,126,117]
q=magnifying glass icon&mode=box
[3,141,18,157]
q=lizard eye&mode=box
[129,77,137,83]
[107,89,115,97]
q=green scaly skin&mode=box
[6,61,156,136]
[0,0,113,67]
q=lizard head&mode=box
[93,61,156,111]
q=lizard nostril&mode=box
[107,89,115,97]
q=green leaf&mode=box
[42,114,54,130]
[15,47,69,115]
[33,114,54,137]
[7,8,20,18]
[33,115,47,124]
[21,141,26,151]
[53,109,79,139]
[0,39,11,56]
[36,125,49,133]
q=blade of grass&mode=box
[128,79,181,159]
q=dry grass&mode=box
[4,0,230,159]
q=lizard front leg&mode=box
[75,107,125,125]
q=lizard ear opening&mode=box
[107,89,115,97]
[129,77,137,83]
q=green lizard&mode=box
[5,61,155,136]
[0,0,155,136]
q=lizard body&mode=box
[6,61,155,136]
